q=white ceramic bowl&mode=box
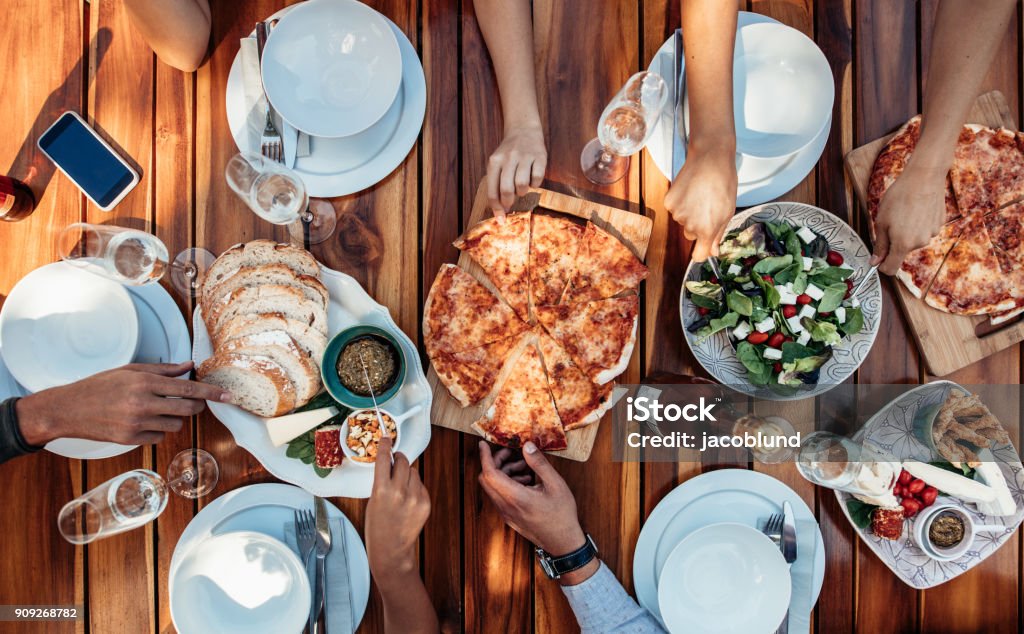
[170,530,311,634]
[731,22,834,158]
[339,405,421,466]
[261,0,403,138]
[658,522,791,634]
[0,262,139,393]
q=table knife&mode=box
[670,28,686,178]
[312,497,333,634]
[777,500,798,634]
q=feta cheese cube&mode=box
[732,321,752,340]
[796,226,817,244]
[850,296,860,308]
[763,347,783,360]
[727,263,742,276]
[799,304,816,320]
[804,283,825,301]
[836,306,847,324]
[754,317,776,333]
[797,331,811,346]
[802,257,813,271]
[786,315,805,333]
[784,282,794,290]
[778,288,798,305]
[741,281,756,291]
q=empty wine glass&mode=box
[166,448,219,499]
[225,152,336,245]
[581,71,669,185]
[56,223,215,299]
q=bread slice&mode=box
[215,313,328,361]
[205,285,328,337]
[201,263,328,318]
[197,352,297,417]
[220,331,321,406]
[203,240,320,300]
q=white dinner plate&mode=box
[658,523,791,634]
[171,530,311,634]
[169,483,369,632]
[226,4,426,198]
[633,469,825,628]
[193,265,432,498]
[645,12,831,207]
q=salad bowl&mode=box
[680,202,881,400]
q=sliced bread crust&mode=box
[197,352,296,417]
[215,313,328,361]
[205,284,328,338]
[203,240,320,296]
[201,263,328,317]
[221,331,321,406]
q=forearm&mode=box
[123,0,211,72]
[914,0,1016,172]
[475,0,542,132]
[0,398,44,464]
[680,0,737,156]
[376,569,440,634]
[560,561,666,633]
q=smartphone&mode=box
[37,111,140,211]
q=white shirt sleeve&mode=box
[559,562,667,633]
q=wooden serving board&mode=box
[844,90,1024,376]
[426,184,653,462]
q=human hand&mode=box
[366,436,431,585]
[664,147,738,261]
[486,123,547,216]
[16,361,230,446]
[870,165,948,275]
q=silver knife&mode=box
[670,28,686,179]
[312,497,333,634]
[778,500,798,634]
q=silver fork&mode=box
[254,21,283,163]
[294,510,317,630]
[762,513,788,634]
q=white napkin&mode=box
[786,518,817,634]
[239,37,310,164]
[283,518,355,634]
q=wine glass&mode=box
[165,448,219,499]
[225,152,336,245]
[581,71,669,185]
[56,223,215,299]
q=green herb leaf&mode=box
[816,283,849,314]
[928,460,976,479]
[752,272,781,309]
[300,454,314,464]
[792,271,809,294]
[696,312,740,340]
[810,266,854,287]
[736,341,772,385]
[686,280,724,300]
[314,465,333,479]
[752,254,793,275]
[727,290,754,317]
[842,307,864,336]
[773,261,802,285]
[802,318,842,346]
[846,498,876,530]
[781,341,816,364]
[785,231,803,260]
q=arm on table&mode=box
[475,0,547,216]
[478,441,665,633]
[664,0,738,262]
[123,0,211,72]
[872,0,1017,275]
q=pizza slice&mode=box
[471,343,567,451]
[529,213,584,308]
[423,264,529,356]
[454,211,532,321]
[950,125,1024,214]
[431,331,525,407]
[535,295,639,384]
[561,222,649,304]
[925,215,1017,315]
[537,329,614,430]
[896,217,968,298]
[984,201,1024,264]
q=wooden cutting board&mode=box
[426,183,653,462]
[844,90,1024,376]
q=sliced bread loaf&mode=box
[221,330,321,405]
[205,284,329,337]
[215,313,328,361]
[201,263,328,318]
[203,240,320,298]
[197,352,296,417]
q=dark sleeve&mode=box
[0,398,42,465]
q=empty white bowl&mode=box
[0,262,139,393]
[261,0,403,138]
[658,522,791,634]
[170,531,311,634]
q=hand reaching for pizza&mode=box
[664,147,738,262]
[870,166,948,275]
[367,436,431,581]
[486,123,547,217]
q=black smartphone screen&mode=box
[38,113,135,208]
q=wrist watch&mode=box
[536,534,598,579]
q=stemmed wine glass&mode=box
[55,223,215,299]
[581,71,669,185]
[58,449,218,544]
[225,152,337,245]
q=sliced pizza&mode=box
[535,295,639,385]
[925,216,1017,315]
[454,211,532,321]
[431,331,525,407]
[561,222,649,304]
[537,329,613,430]
[529,213,584,309]
[983,201,1024,264]
[471,343,567,451]
[896,216,969,298]
[423,264,529,356]
[950,124,1024,214]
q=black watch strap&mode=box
[536,534,598,579]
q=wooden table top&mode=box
[1,0,1022,632]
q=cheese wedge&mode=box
[265,406,339,447]
[903,461,996,504]
[973,450,1017,517]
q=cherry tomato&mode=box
[766,333,785,348]
[818,311,831,318]
[920,486,939,507]
[844,278,854,298]
[697,306,709,316]
[783,336,794,343]
[893,484,905,497]
[782,305,798,318]
[710,276,719,284]
[796,294,812,305]
[746,331,770,345]
[826,250,844,266]
[772,362,783,373]
[900,497,922,518]
[898,470,912,485]
[907,478,926,494]
[761,274,773,283]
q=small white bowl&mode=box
[170,530,310,634]
[658,522,791,634]
[912,504,1007,562]
[340,405,422,466]
[261,0,403,138]
[0,262,139,392]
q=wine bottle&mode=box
[0,175,36,222]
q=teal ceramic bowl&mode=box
[321,325,406,410]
